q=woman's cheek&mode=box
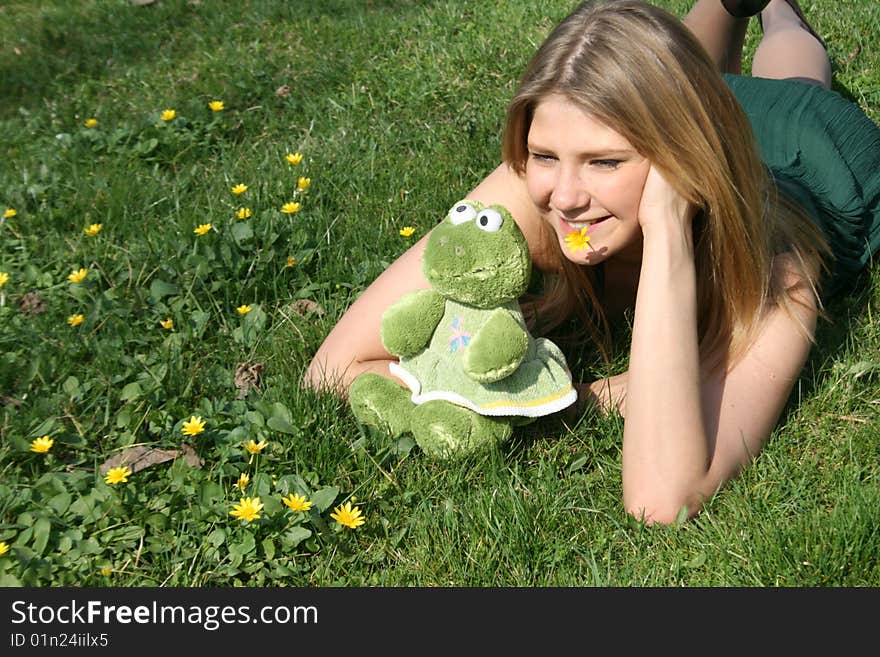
[524,168,552,208]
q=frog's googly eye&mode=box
[475,208,503,232]
[449,202,477,225]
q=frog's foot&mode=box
[410,400,512,459]
[349,373,414,437]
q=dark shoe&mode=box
[721,0,771,18]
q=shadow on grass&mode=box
[783,264,878,420]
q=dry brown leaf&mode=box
[19,291,46,316]
[234,362,264,399]
[275,85,291,98]
[99,443,203,474]
[289,299,325,316]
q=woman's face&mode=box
[524,94,650,266]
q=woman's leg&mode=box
[683,0,752,74]
[752,0,831,88]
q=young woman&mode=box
[305,0,880,524]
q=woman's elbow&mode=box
[623,489,704,526]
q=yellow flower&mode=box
[0,272,8,287]
[84,223,103,236]
[104,466,131,485]
[281,202,301,215]
[282,493,312,512]
[285,256,296,268]
[564,227,592,253]
[243,439,268,455]
[399,226,416,237]
[0,542,9,556]
[84,118,98,128]
[235,473,250,491]
[330,502,365,529]
[161,109,176,121]
[286,152,303,165]
[68,268,88,284]
[297,177,311,191]
[160,317,174,329]
[194,223,212,236]
[100,566,112,577]
[181,415,206,436]
[231,183,248,195]
[67,314,84,327]
[208,100,225,112]
[4,208,17,218]
[30,435,54,454]
[235,207,251,220]
[230,496,264,523]
[236,304,252,315]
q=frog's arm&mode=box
[380,289,446,357]
[463,308,528,383]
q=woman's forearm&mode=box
[621,221,708,523]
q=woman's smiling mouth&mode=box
[559,215,612,234]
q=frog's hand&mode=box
[463,308,528,383]
[381,289,446,357]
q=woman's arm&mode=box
[304,163,546,395]
[618,166,817,524]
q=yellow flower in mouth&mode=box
[330,502,365,529]
[285,152,303,165]
[30,435,54,453]
[564,227,592,253]
[281,202,301,215]
[243,439,268,455]
[3,208,16,219]
[282,493,312,512]
[104,466,131,485]
[181,415,206,436]
[0,272,8,287]
[0,542,9,556]
[231,183,248,195]
[161,109,176,121]
[160,317,174,329]
[236,304,252,315]
[230,496,263,523]
[68,268,88,283]
[235,473,250,491]
[208,100,225,112]
[194,223,212,236]
[285,256,296,268]
[67,314,84,327]
[84,223,103,236]
[84,118,98,128]
[399,226,415,237]
[235,207,251,220]
[297,177,311,191]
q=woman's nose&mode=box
[550,167,590,214]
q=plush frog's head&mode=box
[423,200,531,309]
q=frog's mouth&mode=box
[427,263,527,308]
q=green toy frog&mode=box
[349,200,576,458]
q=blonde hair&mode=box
[505,0,829,366]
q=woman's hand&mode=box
[637,164,696,235]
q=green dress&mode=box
[725,74,880,296]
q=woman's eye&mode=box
[592,159,621,169]
[475,208,503,232]
[448,202,477,224]
[529,152,554,162]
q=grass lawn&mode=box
[0,0,877,587]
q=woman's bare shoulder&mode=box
[466,163,555,271]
